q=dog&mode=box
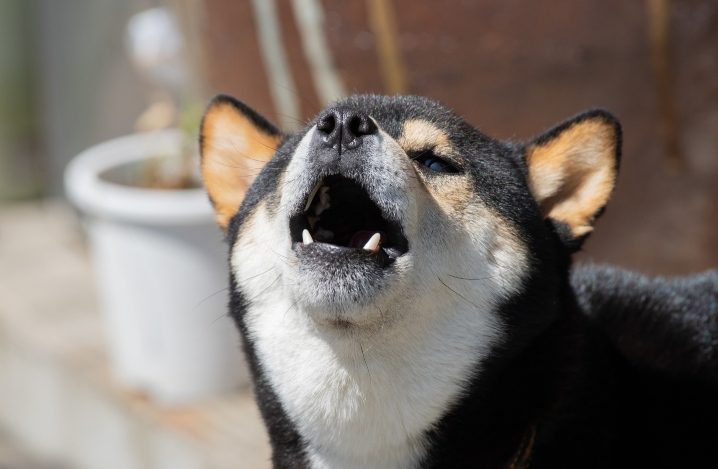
[199,94,718,468]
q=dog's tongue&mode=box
[349,230,380,249]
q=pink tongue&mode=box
[349,230,380,249]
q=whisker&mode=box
[269,248,293,267]
[446,274,497,282]
[204,148,276,164]
[211,311,231,325]
[240,266,277,283]
[246,274,282,304]
[282,298,299,321]
[194,286,230,309]
[206,137,279,158]
[358,340,373,383]
[275,112,312,127]
[436,275,481,309]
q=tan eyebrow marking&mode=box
[398,119,455,155]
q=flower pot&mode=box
[65,129,249,404]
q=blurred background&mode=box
[0,1,716,468]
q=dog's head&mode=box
[201,94,620,342]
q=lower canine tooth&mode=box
[363,233,381,252]
[302,229,314,244]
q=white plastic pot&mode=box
[65,130,249,404]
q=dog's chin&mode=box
[290,243,402,329]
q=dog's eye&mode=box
[409,150,460,174]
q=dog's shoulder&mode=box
[570,263,718,382]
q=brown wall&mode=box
[199,0,718,275]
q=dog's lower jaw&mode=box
[294,290,405,335]
[287,252,410,328]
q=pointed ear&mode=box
[200,94,282,230]
[525,110,621,245]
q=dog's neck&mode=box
[421,304,584,467]
[242,284,580,469]
[245,290,499,468]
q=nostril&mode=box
[317,112,337,135]
[347,114,377,138]
[315,109,376,151]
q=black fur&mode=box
[205,94,718,468]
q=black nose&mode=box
[316,109,377,151]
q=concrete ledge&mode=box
[0,201,271,469]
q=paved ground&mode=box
[0,201,270,469]
[0,430,66,469]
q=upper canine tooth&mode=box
[315,186,331,216]
[363,233,381,252]
[302,229,314,244]
[304,181,323,212]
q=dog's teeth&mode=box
[363,233,381,252]
[302,229,314,244]
[304,181,323,212]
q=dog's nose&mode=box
[316,109,377,151]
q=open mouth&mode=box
[289,175,409,266]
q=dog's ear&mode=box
[524,110,621,248]
[200,94,282,230]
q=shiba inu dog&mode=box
[200,94,718,468]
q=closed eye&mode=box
[409,149,461,174]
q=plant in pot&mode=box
[65,7,248,404]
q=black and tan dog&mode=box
[200,94,718,468]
